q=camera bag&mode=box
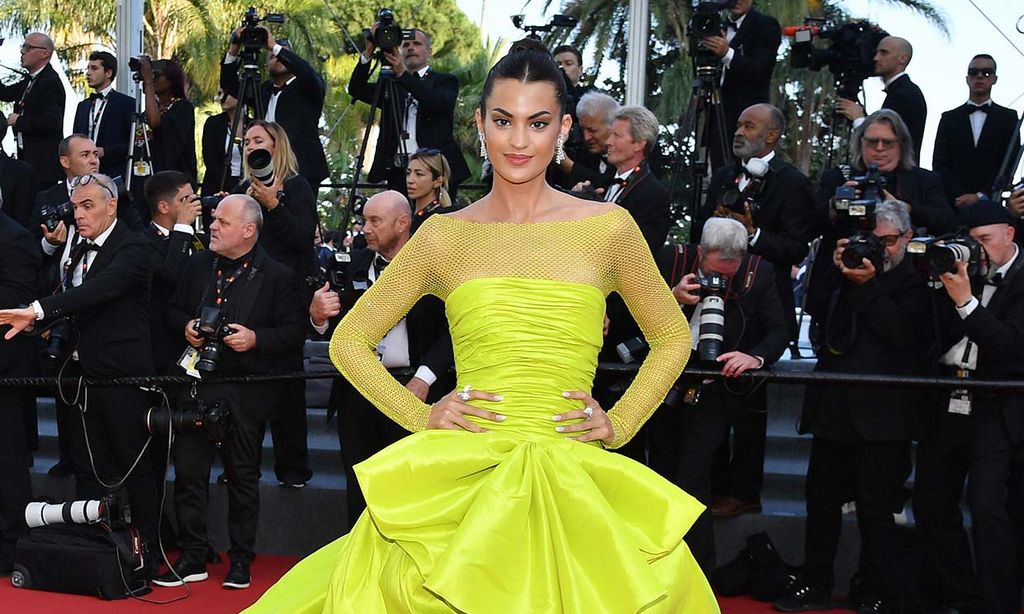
[11,522,152,599]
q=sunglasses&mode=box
[20,43,47,52]
[967,68,995,77]
[70,174,116,200]
[875,233,904,247]
[862,136,899,150]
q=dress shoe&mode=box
[857,597,899,613]
[712,496,762,518]
[152,557,208,587]
[773,582,832,612]
[223,560,250,589]
[47,460,73,477]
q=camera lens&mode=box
[698,295,726,362]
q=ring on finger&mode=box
[457,384,472,402]
[583,406,594,419]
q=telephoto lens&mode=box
[926,242,974,276]
[247,148,274,185]
[698,294,726,362]
[25,500,105,529]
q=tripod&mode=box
[670,60,732,242]
[338,58,410,233]
[125,78,154,192]
[220,48,266,191]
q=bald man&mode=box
[839,36,927,161]
[310,190,454,529]
[0,33,66,187]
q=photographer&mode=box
[559,92,618,190]
[0,172,161,548]
[699,0,781,167]
[349,22,470,197]
[0,207,39,572]
[220,25,328,188]
[698,103,815,342]
[648,217,788,572]
[775,200,930,612]
[137,57,197,182]
[917,200,1024,614]
[838,36,927,161]
[234,119,316,487]
[405,148,454,234]
[158,194,304,589]
[201,88,244,198]
[72,51,135,179]
[309,190,453,528]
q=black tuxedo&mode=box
[567,151,615,190]
[36,219,160,537]
[933,102,1019,199]
[0,212,38,553]
[30,177,145,247]
[324,247,454,528]
[200,112,241,196]
[647,244,789,572]
[167,245,304,564]
[0,64,65,186]
[152,98,197,182]
[610,161,670,255]
[0,150,38,229]
[881,74,927,161]
[699,155,815,339]
[348,59,470,189]
[72,90,135,178]
[145,222,205,373]
[720,9,782,138]
[220,48,329,186]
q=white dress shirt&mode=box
[604,167,636,203]
[33,219,119,319]
[967,99,992,147]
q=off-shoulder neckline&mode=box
[436,206,624,227]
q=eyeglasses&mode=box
[862,136,899,150]
[967,68,995,78]
[70,174,116,200]
[876,233,904,247]
[20,43,47,52]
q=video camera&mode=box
[146,397,232,443]
[238,6,286,51]
[191,306,237,373]
[364,8,416,55]
[721,158,770,214]
[689,0,738,71]
[25,494,127,530]
[908,231,983,280]
[786,19,888,101]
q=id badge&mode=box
[133,160,152,176]
[948,388,972,416]
[353,280,369,291]
[177,347,202,379]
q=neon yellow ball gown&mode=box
[245,208,719,613]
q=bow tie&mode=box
[969,104,990,114]
[986,272,1004,286]
[373,254,390,275]
[271,83,286,95]
[725,19,740,31]
[89,92,106,101]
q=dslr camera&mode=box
[834,164,887,270]
[146,397,232,443]
[908,231,983,280]
[721,158,770,214]
[237,6,286,51]
[364,8,415,55]
[41,200,74,233]
[192,306,237,373]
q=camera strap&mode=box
[212,256,252,307]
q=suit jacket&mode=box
[613,161,670,256]
[882,74,927,161]
[151,98,197,183]
[167,245,305,384]
[0,150,38,229]
[146,222,206,373]
[933,102,1019,198]
[660,244,790,368]
[72,90,135,179]
[801,254,930,442]
[0,211,41,375]
[325,247,455,415]
[348,59,470,186]
[220,48,329,186]
[38,220,154,376]
[567,152,615,191]
[720,9,782,134]
[0,64,66,185]
[200,111,241,195]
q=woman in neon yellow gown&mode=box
[245,41,719,613]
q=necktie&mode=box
[373,254,390,277]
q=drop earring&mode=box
[478,130,488,160]
[554,133,565,164]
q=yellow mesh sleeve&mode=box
[604,214,691,449]
[328,218,444,432]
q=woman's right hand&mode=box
[427,387,505,433]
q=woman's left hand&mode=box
[553,391,614,445]
[248,177,284,210]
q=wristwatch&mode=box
[275,190,287,207]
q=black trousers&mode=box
[0,388,32,548]
[912,408,980,610]
[334,382,408,531]
[173,383,278,564]
[269,379,311,484]
[711,386,767,502]
[802,437,913,598]
[67,384,159,540]
[967,399,1024,614]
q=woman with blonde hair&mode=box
[405,147,453,234]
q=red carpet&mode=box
[0,553,775,613]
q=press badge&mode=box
[178,347,202,379]
[948,388,972,416]
[353,280,369,291]
[134,160,152,176]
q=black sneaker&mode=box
[223,560,250,589]
[152,557,208,587]
[773,582,832,612]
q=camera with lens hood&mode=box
[363,8,415,55]
[146,397,232,443]
[908,231,983,280]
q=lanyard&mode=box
[213,257,251,306]
[89,97,108,140]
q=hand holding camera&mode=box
[135,54,153,84]
[672,273,702,306]
[837,98,865,121]
[833,237,878,284]
[1005,184,1024,218]
[247,174,284,211]
[177,195,204,226]
[701,31,730,58]
[310,281,341,328]
[222,323,256,352]
[938,260,972,307]
[41,220,68,247]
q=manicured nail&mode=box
[552,415,563,422]
[555,426,566,432]
[562,391,571,398]
[496,414,506,421]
